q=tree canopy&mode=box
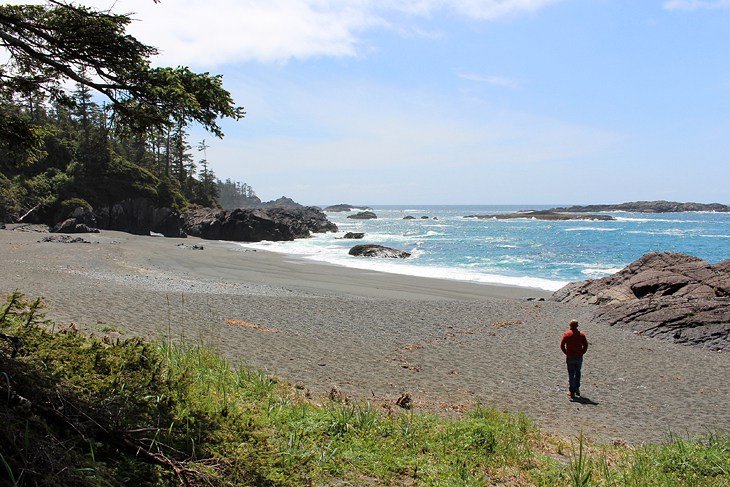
[0,1,246,223]
[0,1,244,138]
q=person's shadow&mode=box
[571,396,599,406]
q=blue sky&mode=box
[92,1,730,204]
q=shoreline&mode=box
[237,237,568,293]
[1,227,728,444]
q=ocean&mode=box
[240,205,730,291]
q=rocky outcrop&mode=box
[183,206,337,242]
[52,199,185,237]
[347,211,377,220]
[348,245,411,258]
[40,235,91,244]
[262,196,303,209]
[225,195,306,210]
[550,201,730,213]
[50,218,99,234]
[465,210,615,221]
[552,252,730,350]
[324,204,372,212]
[403,216,416,220]
[341,232,365,239]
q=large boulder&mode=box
[348,244,411,258]
[347,211,377,220]
[50,218,99,234]
[552,252,730,350]
[183,206,337,242]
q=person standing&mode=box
[560,319,588,400]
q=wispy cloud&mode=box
[663,0,730,11]
[458,72,521,89]
[41,0,564,66]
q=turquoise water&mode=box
[242,205,730,291]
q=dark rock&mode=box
[552,252,730,350]
[348,244,411,259]
[50,218,100,234]
[225,195,307,210]
[403,216,416,220]
[324,204,372,212]
[192,244,204,250]
[464,210,615,221]
[341,232,365,239]
[183,206,337,242]
[0,223,5,230]
[57,199,187,237]
[395,393,413,410]
[550,200,730,213]
[8,224,48,233]
[95,199,186,237]
[347,211,377,220]
[420,216,430,219]
[40,235,90,244]
[262,196,303,209]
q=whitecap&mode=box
[581,267,624,277]
[564,227,619,232]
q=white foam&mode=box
[614,217,700,223]
[625,229,690,236]
[237,240,566,291]
[581,267,624,277]
[700,234,730,239]
[564,227,618,232]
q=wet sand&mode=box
[1,226,728,444]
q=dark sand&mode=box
[1,227,728,444]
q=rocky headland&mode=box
[183,206,337,242]
[552,252,730,350]
[49,198,186,237]
[221,195,307,211]
[550,200,730,213]
[464,210,615,221]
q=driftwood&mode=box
[18,203,40,222]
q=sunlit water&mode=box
[240,205,730,291]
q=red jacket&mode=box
[561,329,588,357]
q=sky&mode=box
[40,1,730,204]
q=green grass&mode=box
[0,292,728,486]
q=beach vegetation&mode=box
[0,293,727,486]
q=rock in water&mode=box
[403,216,416,220]
[464,210,615,221]
[347,211,377,220]
[183,206,337,242]
[550,200,730,213]
[552,252,730,350]
[348,244,411,258]
[324,204,372,212]
[341,232,365,239]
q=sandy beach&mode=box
[1,226,728,445]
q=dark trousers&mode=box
[566,356,583,394]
